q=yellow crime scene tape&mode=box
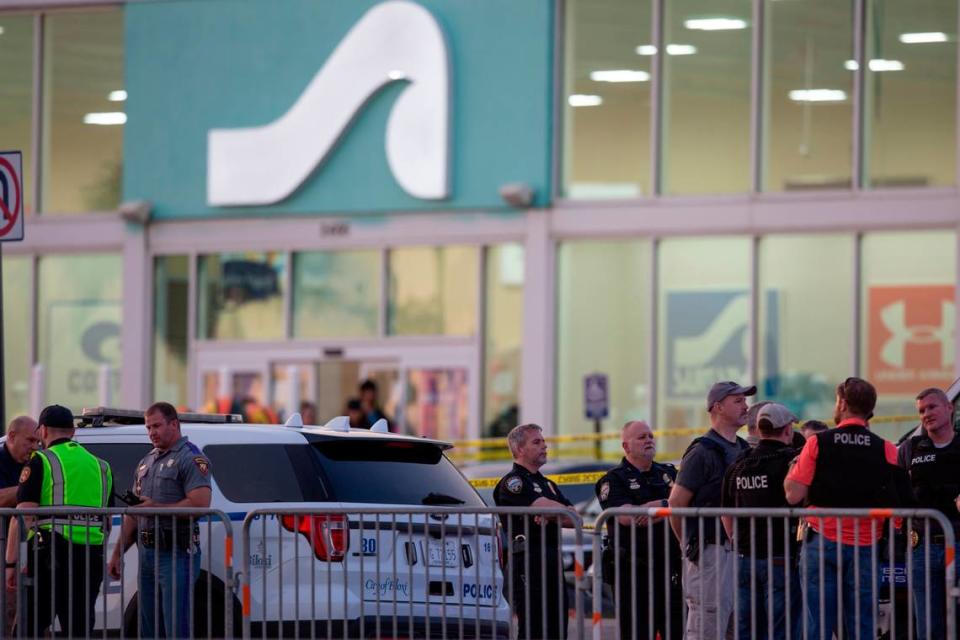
[460,414,917,489]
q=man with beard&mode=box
[596,420,682,640]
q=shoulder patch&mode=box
[18,466,30,484]
[505,476,523,494]
[193,457,209,476]
[599,481,610,501]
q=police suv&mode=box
[73,407,510,638]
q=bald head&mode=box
[5,415,39,464]
[622,420,656,469]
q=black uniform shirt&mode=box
[904,433,960,526]
[493,462,572,549]
[721,439,797,557]
[0,443,23,489]
[596,457,677,555]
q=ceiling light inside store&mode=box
[899,32,948,44]
[684,17,748,31]
[83,112,127,125]
[0,26,5,35]
[568,94,603,107]
[636,44,698,56]
[108,90,127,101]
[590,69,650,83]
[844,59,904,71]
[788,89,847,103]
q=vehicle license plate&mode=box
[427,540,459,567]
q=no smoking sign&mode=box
[0,151,23,242]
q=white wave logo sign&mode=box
[207,1,450,206]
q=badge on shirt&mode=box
[194,457,209,476]
[505,476,523,494]
[166,459,175,468]
[599,482,610,501]
[18,467,30,484]
[663,473,674,487]
[532,483,543,493]
[628,479,640,490]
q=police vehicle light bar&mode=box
[79,407,243,427]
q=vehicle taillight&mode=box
[280,514,349,562]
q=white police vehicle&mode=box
[74,407,510,638]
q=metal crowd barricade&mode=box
[240,506,585,640]
[0,506,235,639]
[592,506,957,640]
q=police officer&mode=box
[108,402,212,638]
[4,404,113,637]
[898,387,960,639]
[785,377,901,640]
[493,423,574,640]
[595,420,682,640]
[721,403,800,640]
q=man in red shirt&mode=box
[784,377,900,640]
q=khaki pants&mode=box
[682,542,735,640]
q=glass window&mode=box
[2,256,31,426]
[758,234,855,417]
[37,253,122,410]
[403,367,469,441]
[197,253,286,340]
[153,256,188,407]
[0,15,35,215]
[866,0,957,188]
[43,10,124,213]
[657,237,751,455]
[664,0,752,194]
[765,0,853,191]
[205,444,326,503]
[563,0,652,198]
[310,439,485,506]
[83,443,152,495]
[484,244,524,437]
[387,246,477,336]
[860,230,955,440]
[292,250,380,338]
[556,241,651,454]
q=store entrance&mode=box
[193,343,476,441]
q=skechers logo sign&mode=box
[736,475,768,490]
[207,1,450,206]
[834,433,870,446]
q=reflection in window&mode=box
[3,256,31,425]
[556,241,651,455]
[765,0,852,191]
[197,253,286,340]
[563,0,652,198]
[37,253,122,410]
[153,256,188,407]
[657,237,750,453]
[860,231,955,440]
[0,16,34,215]
[388,246,477,336]
[866,0,956,187]
[43,10,124,213]
[664,0,752,194]
[293,250,379,338]
[484,244,524,437]
[404,368,469,442]
[758,234,854,417]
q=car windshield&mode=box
[310,438,485,507]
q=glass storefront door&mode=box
[193,341,478,441]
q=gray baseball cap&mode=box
[706,381,757,411]
[757,403,798,429]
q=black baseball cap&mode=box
[706,381,757,411]
[38,404,74,429]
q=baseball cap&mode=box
[757,403,798,429]
[706,381,757,411]
[38,404,74,429]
